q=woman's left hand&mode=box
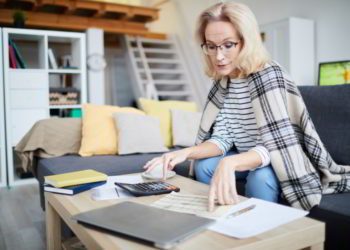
[208,158,240,212]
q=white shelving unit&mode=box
[260,17,315,85]
[0,29,7,188]
[2,28,87,186]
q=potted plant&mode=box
[13,10,26,28]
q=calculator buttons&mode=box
[115,181,180,197]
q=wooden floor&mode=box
[0,184,46,250]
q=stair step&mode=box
[157,91,192,96]
[137,37,173,45]
[128,36,173,45]
[138,68,184,74]
[132,48,177,54]
[142,80,187,85]
[135,58,180,64]
[126,35,195,102]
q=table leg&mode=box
[45,198,62,250]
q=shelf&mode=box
[48,69,81,74]
[9,68,46,72]
[3,28,87,187]
[8,33,46,69]
[10,177,38,187]
[49,105,82,109]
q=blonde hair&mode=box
[195,2,270,79]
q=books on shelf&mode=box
[8,44,17,68]
[44,169,108,188]
[48,48,58,69]
[8,39,26,69]
[44,181,106,195]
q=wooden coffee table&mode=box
[45,174,325,250]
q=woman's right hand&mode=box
[143,148,191,180]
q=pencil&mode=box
[115,187,120,197]
[227,204,256,218]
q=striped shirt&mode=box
[207,78,271,169]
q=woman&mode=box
[144,2,350,211]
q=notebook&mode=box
[44,169,107,188]
[44,181,106,195]
[72,201,214,249]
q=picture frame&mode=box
[318,60,350,86]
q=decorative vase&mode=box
[13,19,25,28]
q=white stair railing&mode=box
[125,35,197,102]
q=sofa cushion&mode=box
[79,104,145,156]
[171,109,202,147]
[114,112,168,155]
[138,98,198,147]
[298,85,350,165]
[37,152,190,182]
[309,193,350,250]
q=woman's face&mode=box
[204,21,242,76]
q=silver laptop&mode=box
[72,201,214,249]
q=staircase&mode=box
[124,35,197,103]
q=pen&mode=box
[227,204,256,218]
[115,187,120,197]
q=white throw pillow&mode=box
[114,113,169,155]
[171,109,202,147]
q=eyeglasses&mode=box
[201,41,239,56]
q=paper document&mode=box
[151,192,231,218]
[209,198,308,238]
[91,174,143,201]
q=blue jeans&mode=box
[194,151,281,203]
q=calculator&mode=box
[114,181,180,197]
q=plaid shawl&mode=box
[196,62,350,210]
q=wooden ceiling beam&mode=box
[36,0,71,13]
[69,0,100,16]
[1,0,159,22]
[0,9,166,39]
[3,0,36,10]
[103,3,129,18]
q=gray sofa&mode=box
[34,84,350,250]
[236,84,350,250]
[296,85,350,250]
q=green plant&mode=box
[12,10,26,23]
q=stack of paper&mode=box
[151,193,308,239]
[209,198,308,238]
[151,192,231,218]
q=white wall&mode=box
[239,0,350,63]
[148,0,350,92]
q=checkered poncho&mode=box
[196,62,350,210]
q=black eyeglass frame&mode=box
[201,41,239,55]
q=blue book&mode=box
[44,180,106,195]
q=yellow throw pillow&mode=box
[79,104,145,156]
[138,98,197,147]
